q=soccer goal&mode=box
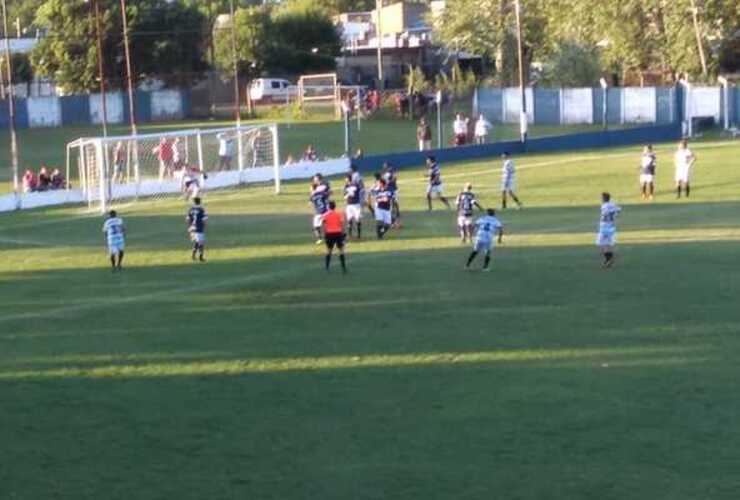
[67,124,281,212]
[298,72,341,119]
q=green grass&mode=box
[0,112,634,193]
[2,139,740,499]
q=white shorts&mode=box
[427,184,444,196]
[419,140,431,151]
[313,214,323,229]
[473,236,493,253]
[596,227,616,247]
[675,167,690,183]
[346,204,362,222]
[108,241,124,255]
[639,174,654,184]
[501,176,516,192]
[375,208,392,225]
[190,232,206,245]
[457,215,473,227]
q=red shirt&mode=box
[322,210,344,235]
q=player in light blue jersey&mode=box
[596,192,621,268]
[102,210,125,272]
[465,208,503,271]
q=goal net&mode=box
[67,124,281,212]
[298,72,340,119]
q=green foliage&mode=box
[214,2,341,80]
[10,53,35,85]
[31,0,208,94]
[538,42,602,87]
[405,65,430,94]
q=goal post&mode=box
[298,72,341,119]
[66,124,281,212]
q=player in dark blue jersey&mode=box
[372,178,393,239]
[425,156,451,211]
[455,183,483,243]
[381,162,402,227]
[343,173,363,239]
[310,174,332,244]
[186,197,208,262]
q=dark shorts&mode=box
[325,233,345,250]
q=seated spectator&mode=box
[22,169,37,193]
[37,166,51,191]
[50,168,66,189]
[302,145,318,162]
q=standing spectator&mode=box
[50,168,66,189]
[37,166,51,191]
[172,137,185,170]
[353,148,364,160]
[22,169,37,193]
[112,141,126,184]
[153,137,174,180]
[217,133,234,170]
[474,114,492,144]
[417,117,432,151]
[453,113,468,146]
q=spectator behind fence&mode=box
[217,133,234,170]
[353,148,364,160]
[453,113,468,146]
[417,117,432,151]
[302,145,318,162]
[37,166,51,191]
[22,169,37,193]
[51,168,66,189]
[474,114,492,144]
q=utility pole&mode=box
[1,0,19,196]
[92,0,108,137]
[230,0,241,126]
[120,0,137,137]
[375,0,384,90]
[689,0,708,76]
[514,0,527,143]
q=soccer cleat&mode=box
[481,267,491,272]
[315,239,323,245]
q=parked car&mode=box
[249,78,295,103]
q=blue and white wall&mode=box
[0,88,190,129]
[476,86,739,127]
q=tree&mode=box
[213,3,341,79]
[30,0,208,94]
[538,42,601,87]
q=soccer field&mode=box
[2,139,740,499]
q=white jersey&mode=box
[598,202,621,231]
[502,159,515,179]
[674,148,694,169]
[475,215,503,241]
[453,118,467,135]
[102,217,125,246]
[475,118,491,137]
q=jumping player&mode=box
[372,178,393,239]
[310,174,332,244]
[321,201,347,273]
[596,192,621,268]
[455,183,483,243]
[344,173,363,239]
[639,145,657,200]
[181,165,205,201]
[102,210,125,272]
[465,208,503,271]
[426,156,451,211]
[500,152,523,209]
[674,139,696,198]
[187,197,208,262]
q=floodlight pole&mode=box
[92,0,108,137]
[679,78,692,138]
[375,0,384,90]
[514,0,527,144]
[718,76,729,130]
[229,0,241,126]
[342,101,351,156]
[120,0,137,137]
[689,0,708,77]
[599,77,608,130]
[435,90,442,149]
[1,0,19,198]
